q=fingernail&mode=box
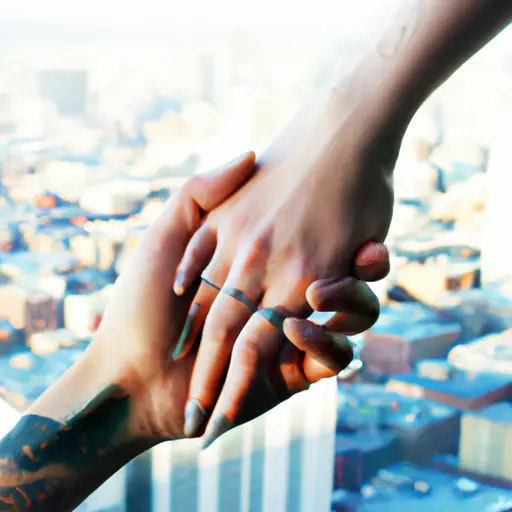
[173,303,200,360]
[202,415,233,450]
[356,243,386,267]
[211,152,254,175]
[174,271,186,296]
[226,151,254,168]
[184,399,208,437]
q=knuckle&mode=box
[222,211,251,236]
[207,259,230,281]
[284,256,315,284]
[204,316,239,346]
[240,231,271,269]
[233,337,263,369]
[249,232,270,253]
[184,242,203,268]
[181,175,202,196]
[282,365,310,394]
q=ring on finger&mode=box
[201,276,258,312]
[221,287,258,312]
[200,275,222,292]
[257,307,288,331]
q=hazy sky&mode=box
[0,0,401,28]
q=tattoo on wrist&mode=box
[378,0,421,59]
[0,385,132,511]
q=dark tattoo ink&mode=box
[0,385,137,512]
[378,0,421,59]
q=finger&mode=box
[135,151,255,285]
[306,277,380,335]
[353,241,390,282]
[183,256,266,438]
[283,318,353,383]
[200,312,287,449]
[200,279,312,449]
[183,295,257,439]
[172,151,256,296]
[171,255,228,361]
[174,224,217,295]
[184,151,256,212]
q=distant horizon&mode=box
[0,18,377,58]
[0,0,399,24]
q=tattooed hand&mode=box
[94,152,389,442]
[0,153,388,511]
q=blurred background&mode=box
[1,1,512,511]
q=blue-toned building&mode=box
[387,360,512,410]
[332,462,512,512]
[335,383,460,492]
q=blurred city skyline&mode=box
[1,5,512,511]
[0,0,400,25]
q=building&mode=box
[334,428,402,491]
[0,349,84,410]
[482,117,512,284]
[449,330,512,375]
[332,462,512,512]
[337,384,460,467]
[38,69,88,117]
[0,319,24,356]
[395,259,480,305]
[361,303,461,375]
[64,286,112,338]
[0,376,337,512]
[386,359,512,410]
[459,402,512,482]
[0,282,60,337]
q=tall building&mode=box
[38,69,88,117]
[459,402,512,481]
[0,377,338,512]
[449,330,512,376]
[360,303,461,375]
[386,360,512,410]
[482,117,512,283]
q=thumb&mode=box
[139,151,257,279]
[183,151,256,212]
[283,318,353,383]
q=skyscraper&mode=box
[38,69,88,117]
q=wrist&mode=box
[332,56,415,153]
[315,64,407,187]
[27,341,159,450]
[1,347,155,511]
[27,342,124,430]
[86,334,186,443]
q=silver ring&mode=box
[200,276,222,292]
[222,287,258,312]
[257,308,288,331]
[201,277,258,312]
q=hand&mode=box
[171,79,398,440]
[200,241,390,449]
[90,153,389,443]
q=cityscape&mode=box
[1,9,512,512]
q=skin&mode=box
[0,385,145,512]
[0,155,388,512]
[171,0,512,447]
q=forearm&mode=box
[346,0,512,136]
[0,349,156,512]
